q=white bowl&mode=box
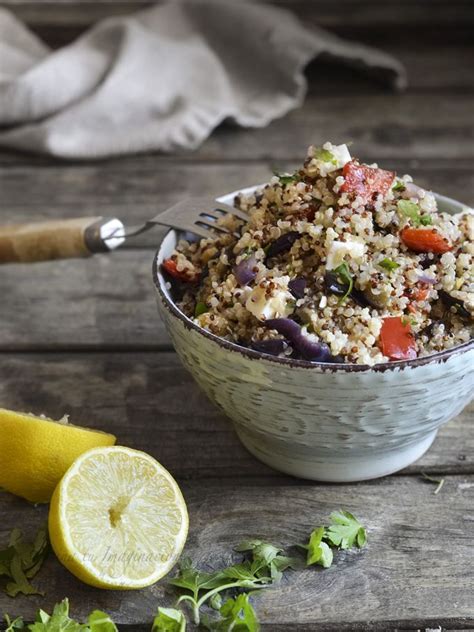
[153,188,474,481]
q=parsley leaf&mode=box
[301,527,333,568]
[152,608,186,632]
[314,148,337,165]
[194,302,208,317]
[325,511,367,550]
[201,594,259,632]
[392,180,406,192]
[379,258,400,272]
[3,615,25,632]
[0,525,49,597]
[28,599,89,632]
[273,171,298,185]
[5,599,118,632]
[333,263,353,304]
[397,200,432,228]
[87,612,118,632]
[234,540,302,582]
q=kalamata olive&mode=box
[265,232,299,260]
[439,290,472,320]
[265,318,336,362]
[234,255,257,285]
[249,339,289,356]
[288,277,307,299]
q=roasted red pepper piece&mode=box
[161,258,199,283]
[400,227,452,254]
[380,316,417,361]
[340,160,395,204]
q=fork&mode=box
[0,197,249,264]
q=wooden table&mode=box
[1,1,473,629]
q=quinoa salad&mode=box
[161,142,473,366]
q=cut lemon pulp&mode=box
[48,446,188,589]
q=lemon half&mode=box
[49,446,188,589]
[0,408,116,503]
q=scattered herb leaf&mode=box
[194,302,208,317]
[392,181,406,192]
[421,472,445,495]
[3,615,24,632]
[4,600,118,632]
[0,526,49,597]
[333,263,353,304]
[314,148,337,165]
[202,593,259,632]
[325,511,367,550]
[379,258,400,272]
[273,171,298,185]
[303,527,333,568]
[397,200,432,228]
[152,608,186,632]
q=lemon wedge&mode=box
[0,408,116,503]
[48,446,188,589]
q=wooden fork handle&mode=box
[0,217,123,263]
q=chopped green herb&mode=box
[0,525,49,598]
[379,258,400,272]
[170,556,269,625]
[152,608,186,632]
[3,615,24,632]
[202,593,259,631]
[334,263,353,304]
[273,171,298,185]
[3,602,119,632]
[325,511,367,550]
[194,302,208,317]
[302,527,333,568]
[421,472,445,495]
[314,148,337,165]
[397,200,432,227]
[397,200,420,223]
[401,316,417,327]
[87,611,118,632]
[392,180,406,192]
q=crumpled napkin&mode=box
[0,1,406,159]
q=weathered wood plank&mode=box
[0,474,473,628]
[0,95,472,165]
[0,353,471,477]
[1,160,472,224]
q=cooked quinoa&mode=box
[162,142,473,366]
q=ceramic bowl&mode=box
[152,187,474,482]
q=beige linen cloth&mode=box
[0,1,406,159]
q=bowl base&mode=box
[236,429,438,482]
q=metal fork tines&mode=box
[106,197,249,241]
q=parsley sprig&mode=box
[4,599,117,632]
[169,541,300,625]
[299,511,367,568]
[0,526,49,597]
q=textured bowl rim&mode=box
[152,187,473,373]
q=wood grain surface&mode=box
[0,0,473,628]
[1,476,474,628]
[0,353,472,478]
